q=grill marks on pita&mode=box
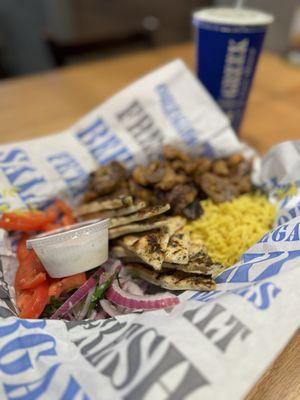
[109,204,170,228]
[164,229,189,265]
[75,195,133,217]
[126,263,216,291]
[119,228,171,270]
[79,201,147,221]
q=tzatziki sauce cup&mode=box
[26,219,109,278]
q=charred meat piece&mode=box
[155,167,188,191]
[146,160,167,184]
[197,173,239,203]
[182,199,203,220]
[212,160,229,177]
[171,159,199,175]
[163,145,189,161]
[129,179,157,204]
[195,158,212,174]
[132,165,149,186]
[166,184,198,214]
[227,153,244,167]
[88,161,127,197]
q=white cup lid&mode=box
[193,7,274,27]
[26,219,109,248]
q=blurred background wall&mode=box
[0,0,299,78]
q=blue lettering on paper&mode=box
[0,148,46,205]
[217,250,300,284]
[47,152,88,196]
[155,83,201,148]
[191,281,281,311]
[0,318,90,400]
[232,281,281,310]
[76,118,133,166]
[276,201,300,226]
[258,222,300,244]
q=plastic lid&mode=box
[193,7,274,27]
[26,219,109,248]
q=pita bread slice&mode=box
[164,229,189,264]
[162,259,218,275]
[163,216,186,236]
[127,263,216,291]
[79,201,146,221]
[109,215,185,239]
[75,196,133,217]
[189,238,207,259]
[119,227,170,270]
[109,204,170,228]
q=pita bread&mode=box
[162,259,218,275]
[75,196,133,217]
[109,215,185,239]
[119,227,170,270]
[126,263,216,291]
[109,218,168,239]
[79,201,146,220]
[188,238,207,259]
[164,229,189,264]
[109,204,170,228]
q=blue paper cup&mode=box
[193,7,274,133]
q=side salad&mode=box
[0,200,179,320]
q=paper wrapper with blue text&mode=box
[0,60,299,400]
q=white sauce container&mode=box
[26,219,109,278]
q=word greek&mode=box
[221,38,249,99]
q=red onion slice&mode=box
[50,259,116,319]
[106,281,179,310]
[100,299,123,317]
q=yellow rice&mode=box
[187,193,276,270]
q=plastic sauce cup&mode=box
[193,7,274,133]
[26,219,109,278]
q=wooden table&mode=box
[0,43,299,399]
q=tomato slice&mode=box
[18,281,49,319]
[16,235,30,262]
[15,236,47,290]
[16,288,33,311]
[61,214,75,226]
[55,199,73,217]
[42,222,62,232]
[48,273,87,298]
[0,211,50,232]
[44,205,58,223]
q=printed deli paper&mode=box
[0,60,299,400]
